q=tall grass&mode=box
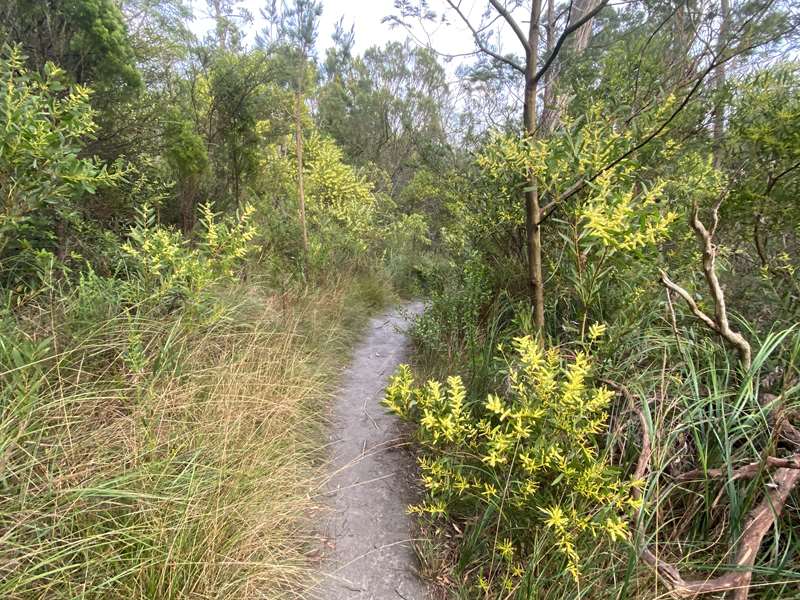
[407,292,800,599]
[0,274,385,599]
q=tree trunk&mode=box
[212,0,227,50]
[712,0,729,167]
[540,0,558,134]
[524,0,545,335]
[55,218,68,261]
[294,87,309,265]
[572,0,599,52]
[541,0,598,134]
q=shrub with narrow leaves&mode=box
[384,334,641,582]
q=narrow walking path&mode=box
[315,302,428,599]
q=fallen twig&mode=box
[674,454,800,482]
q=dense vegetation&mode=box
[381,1,800,598]
[1,0,799,599]
[0,0,429,597]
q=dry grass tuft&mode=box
[0,276,385,599]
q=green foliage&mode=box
[0,0,141,95]
[381,211,433,295]
[318,41,450,189]
[385,334,640,588]
[121,202,255,307]
[305,133,377,255]
[0,48,122,278]
[164,112,208,177]
[62,0,142,92]
[257,130,381,270]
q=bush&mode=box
[0,46,122,285]
[384,333,640,591]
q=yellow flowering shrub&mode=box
[122,202,256,304]
[255,132,379,267]
[384,336,642,581]
[304,133,377,251]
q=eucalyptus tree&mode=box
[390,0,610,335]
[390,0,799,339]
[259,0,323,265]
[319,40,452,194]
[206,0,252,50]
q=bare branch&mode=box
[640,467,800,600]
[690,199,752,369]
[604,382,800,600]
[659,270,721,334]
[487,0,531,54]
[531,0,610,88]
[444,0,525,73]
[766,159,800,195]
[675,454,800,482]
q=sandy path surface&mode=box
[314,302,428,600]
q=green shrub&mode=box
[0,46,122,284]
[121,202,255,312]
[384,333,640,589]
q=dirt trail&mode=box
[315,302,428,600]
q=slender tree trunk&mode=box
[294,86,309,264]
[55,218,68,261]
[712,0,729,167]
[541,0,598,134]
[572,0,598,52]
[212,0,227,50]
[540,0,557,134]
[524,0,545,335]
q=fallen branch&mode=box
[603,380,800,600]
[675,454,800,483]
[640,467,800,600]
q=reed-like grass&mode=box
[0,274,388,599]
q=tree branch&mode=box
[659,270,721,334]
[444,0,525,73]
[659,198,752,370]
[487,0,531,54]
[640,467,800,600]
[604,381,800,600]
[675,454,800,482]
[537,19,797,225]
[531,0,609,88]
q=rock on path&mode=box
[315,302,428,600]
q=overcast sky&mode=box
[188,0,498,59]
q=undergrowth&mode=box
[399,290,800,599]
[0,271,390,599]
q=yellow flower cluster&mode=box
[305,133,377,249]
[122,201,256,299]
[384,333,641,582]
[580,170,678,251]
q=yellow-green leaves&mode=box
[122,201,256,307]
[0,47,121,262]
[580,172,677,251]
[384,338,638,582]
[304,133,377,250]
